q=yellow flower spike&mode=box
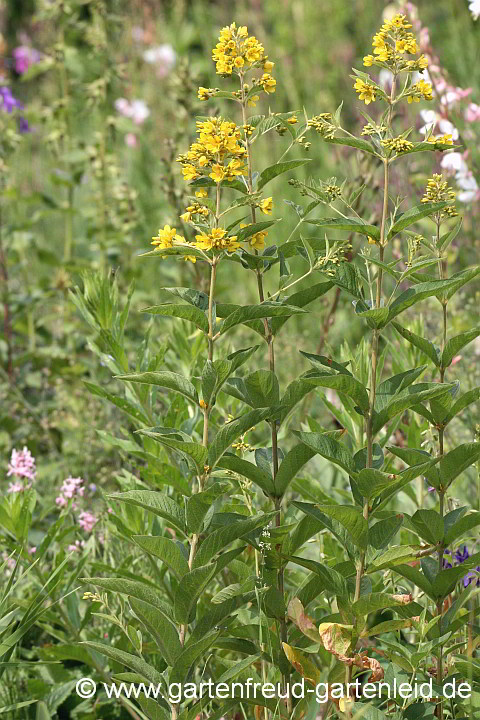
[195,189,208,198]
[210,164,225,183]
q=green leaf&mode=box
[193,513,274,568]
[82,577,172,616]
[220,302,306,334]
[444,512,480,546]
[282,643,322,686]
[236,220,276,243]
[410,509,444,545]
[441,266,480,302]
[294,431,356,474]
[300,371,369,413]
[83,382,150,424]
[138,428,207,474]
[116,371,199,405]
[301,351,351,376]
[437,217,462,251]
[133,536,190,578]
[242,370,280,408]
[439,443,480,488]
[387,202,447,239]
[174,564,217,624]
[372,382,453,435]
[386,277,467,324]
[324,135,377,155]
[186,482,231,534]
[330,263,364,299]
[390,565,434,599]
[81,642,165,685]
[216,453,274,495]
[273,444,316,498]
[130,598,182,666]
[441,327,480,369]
[143,303,209,332]
[352,593,413,617]
[201,360,217,405]
[443,388,480,426]
[355,306,390,329]
[391,322,440,366]
[356,469,398,500]
[431,554,480,599]
[306,217,380,241]
[369,515,403,549]
[208,408,272,468]
[257,159,311,191]
[315,505,368,549]
[170,632,221,687]
[108,491,186,536]
[289,555,349,598]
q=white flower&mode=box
[142,44,176,76]
[378,69,393,90]
[440,152,467,174]
[468,0,480,20]
[419,109,437,135]
[114,98,150,125]
[456,173,478,203]
[437,118,459,140]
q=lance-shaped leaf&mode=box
[314,504,368,549]
[241,370,280,408]
[216,453,274,495]
[116,371,199,405]
[108,491,186,536]
[257,158,312,191]
[273,444,316,498]
[174,563,217,624]
[356,469,399,500]
[133,536,190,579]
[431,552,480,599]
[441,327,480,369]
[138,427,207,474]
[371,382,454,435]
[294,431,356,475]
[82,577,173,616]
[318,622,353,662]
[374,366,427,412]
[438,442,480,489]
[386,277,467,324]
[306,216,380,241]
[157,286,209,309]
[170,631,221,686]
[369,515,403,549]
[352,592,413,617]
[81,642,165,686]
[437,217,462,252]
[444,512,480,546]
[388,446,441,491]
[389,565,434,599]
[392,322,440,367]
[192,513,274,568]
[186,482,231,534]
[142,303,208,332]
[83,382,150,425]
[440,266,480,302]
[236,220,276,243]
[282,643,322,686]
[355,306,390,329]
[130,598,182,666]
[443,387,480,426]
[324,135,377,155]
[220,302,306,334]
[299,371,369,413]
[208,408,273,468]
[387,202,447,239]
[289,555,349,598]
[301,351,352,376]
[330,262,364,299]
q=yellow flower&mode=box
[259,72,276,94]
[259,197,273,215]
[198,86,216,101]
[151,225,185,250]
[195,189,208,198]
[250,230,268,250]
[247,95,260,107]
[195,227,240,252]
[407,79,433,103]
[210,164,225,183]
[427,133,453,146]
[234,56,245,68]
[287,115,298,124]
[182,164,199,181]
[180,211,191,222]
[363,55,375,67]
[354,78,376,105]
[263,60,274,72]
[184,255,197,263]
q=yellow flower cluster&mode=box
[354,78,376,105]
[422,174,458,218]
[259,197,273,215]
[180,202,209,223]
[209,22,276,100]
[198,87,217,101]
[176,117,246,184]
[195,227,240,252]
[427,133,454,147]
[381,137,414,154]
[407,78,433,103]
[308,113,336,139]
[151,225,185,250]
[363,14,428,73]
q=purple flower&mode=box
[0,86,29,132]
[454,545,470,564]
[12,46,41,75]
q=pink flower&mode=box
[142,44,176,78]
[465,102,480,122]
[68,540,85,553]
[29,546,36,555]
[125,132,137,147]
[451,355,462,366]
[56,476,84,508]
[7,481,25,494]
[7,447,36,482]
[12,46,41,75]
[78,510,97,533]
[114,98,150,125]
